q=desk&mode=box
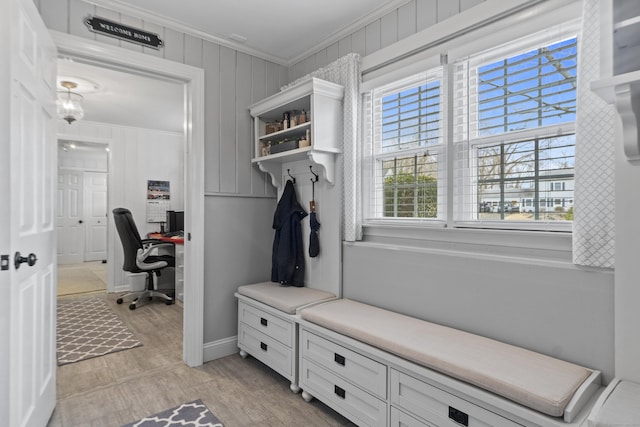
[148,232,185,245]
[148,233,185,302]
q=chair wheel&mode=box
[116,298,123,304]
[129,304,136,310]
[166,299,173,305]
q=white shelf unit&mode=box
[592,0,640,161]
[249,77,344,187]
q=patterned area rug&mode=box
[122,400,223,427]
[57,297,142,365]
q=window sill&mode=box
[361,222,573,263]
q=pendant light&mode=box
[57,80,84,124]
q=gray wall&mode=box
[288,0,616,382]
[288,0,485,81]
[37,0,281,344]
[343,243,614,381]
[204,196,275,342]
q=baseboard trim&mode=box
[113,285,129,293]
[203,336,238,362]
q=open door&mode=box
[0,0,58,425]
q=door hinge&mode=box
[1,254,9,271]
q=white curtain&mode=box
[283,53,363,241]
[573,0,616,268]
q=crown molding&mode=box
[83,0,289,65]
[286,0,412,66]
[82,0,412,67]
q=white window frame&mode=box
[453,25,579,232]
[363,68,447,226]
[362,21,579,234]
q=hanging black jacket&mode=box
[271,180,308,286]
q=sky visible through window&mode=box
[381,81,441,152]
[478,37,577,135]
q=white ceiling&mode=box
[57,0,404,132]
[57,58,184,132]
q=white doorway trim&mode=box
[52,31,205,367]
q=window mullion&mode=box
[413,155,418,217]
[534,137,540,220]
[393,157,398,217]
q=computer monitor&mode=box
[166,210,184,232]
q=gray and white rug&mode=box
[122,399,223,427]
[57,297,142,365]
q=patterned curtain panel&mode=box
[283,53,363,241]
[573,0,616,268]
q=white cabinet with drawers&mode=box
[299,330,387,426]
[236,297,300,392]
[298,319,598,427]
[390,369,519,427]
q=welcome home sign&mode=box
[85,16,164,49]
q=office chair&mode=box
[112,207,175,310]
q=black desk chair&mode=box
[112,207,175,310]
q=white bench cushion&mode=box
[300,299,593,417]
[237,282,335,314]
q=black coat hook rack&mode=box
[309,166,319,212]
[309,165,319,183]
[286,169,296,184]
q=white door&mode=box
[57,169,84,264]
[84,171,107,261]
[0,0,58,425]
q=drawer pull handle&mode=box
[334,385,345,399]
[260,317,268,326]
[334,353,345,366]
[260,342,267,351]
[449,406,468,426]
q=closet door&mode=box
[57,169,85,264]
[84,171,108,261]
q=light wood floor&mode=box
[49,292,355,426]
[57,261,108,296]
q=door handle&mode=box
[14,252,37,269]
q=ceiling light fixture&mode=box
[57,81,85,124]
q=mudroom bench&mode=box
[234,282,336,392]
[298,299,603,427]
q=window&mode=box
[457,35,577,226]
[365,71,444,221]
[363,26,578,231]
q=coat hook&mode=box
[287,169,296,184]
[309,165,319,212]
[309,165,319,183]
